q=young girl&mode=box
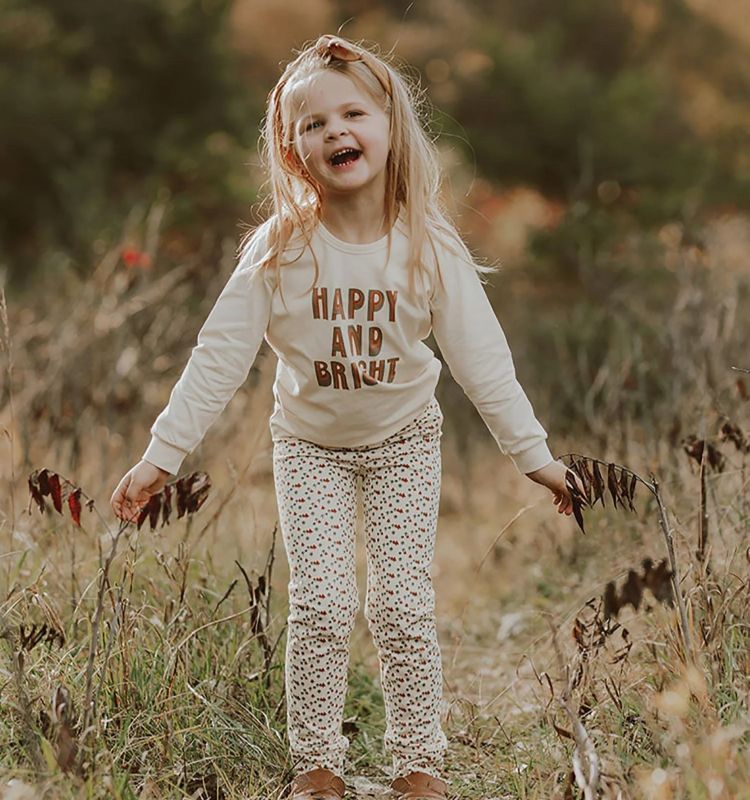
[111,34,580,800]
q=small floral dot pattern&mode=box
[272,395,448,783]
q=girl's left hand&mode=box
[525,459,586,515]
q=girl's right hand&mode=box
[110,460,171,522]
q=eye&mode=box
[346,110,363,118]
[304,120,322,132]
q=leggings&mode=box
[272,395,447,782]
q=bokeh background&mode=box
[1,1,749,798]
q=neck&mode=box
[319,182,390,245]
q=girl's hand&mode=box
[110,460,171,522]
[525,459,586,516]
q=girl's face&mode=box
[290,70,391,199]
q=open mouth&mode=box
[329,148,362,168]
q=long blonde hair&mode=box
[237,33,498,299]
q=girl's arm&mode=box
[429,252,554,476]
[141,250,274,476]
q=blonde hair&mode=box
[238,33,498,300]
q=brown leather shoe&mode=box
[390,771,448,799]
[287,767,346,800]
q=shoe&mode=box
[390,771,448,799]
[287,767,346,799]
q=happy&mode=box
[311,286,398,322]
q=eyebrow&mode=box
[297,101,365,122]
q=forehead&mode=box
[288,70,373,120]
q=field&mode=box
[1,210,749,799]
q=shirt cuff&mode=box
[509,441,555,475]
[141,436,189,476]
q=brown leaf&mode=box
[28,473,46,513]
[50,685,79,772]
[49,473,63,513]
[162,483,173,526]
[627,473,638,512]
[683,435,703,464]
[592,460,605,507]
[19,623,64,651]
[579,458,595,507]
[707,442,726,472]
[719,420,747,452]
[134,472,211,530]
[572,617,586,652]
[565,467,588,507]
[552,722,574,740]
[184,471,211,514]
[38,468,51,496]
[67,488,82,527]
[148,495,161,530]
[621,570,643,612]
[603,581,619,619]
[620,468,633,511]
[607,463,619,509]
[645,558,674,607]
[571,497,586,535]
[55,721,78,773]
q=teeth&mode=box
[330,148,359,163]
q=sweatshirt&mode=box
[141,217,555,476]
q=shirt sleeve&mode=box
[141,244,275,475]
[429,247,554,475]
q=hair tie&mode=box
[314,35,361,64]
[313,35,392,97]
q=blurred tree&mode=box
[420,0,750,282]
[0,0,262,288]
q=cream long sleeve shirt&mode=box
[141,218,554,476]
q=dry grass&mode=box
[1,211,749,798]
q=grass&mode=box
[1,219,750,798]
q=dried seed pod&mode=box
[27,469,93,527]
[135,471,212,531]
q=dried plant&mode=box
[719,419,750,454]
[603,557,675,619]
[559,454,641,536]
[235,523,285,692]
[680,415,748,564]
[682,435,726,472]
[38,686,79,773]
[24,467,214,770]
[134,471,212,531]
[544,615,603,800]
[560,454,694,663]
[27,468,95,526]
[17,622,65,651]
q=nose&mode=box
[324,119,349,140]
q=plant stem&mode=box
[651,473,694,664]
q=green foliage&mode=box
[437,0,750,236]
[0,0,260,286]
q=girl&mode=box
[111,34,581,800]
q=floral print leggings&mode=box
[272,396,448,783]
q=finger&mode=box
[125,481,140,502]
[111,476,127,506]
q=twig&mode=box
[2,634,45,773]
[92,584,124,726]
[81,521,128,743]
[651,473,694,663]
[1,288,17,593]
[549,620,600,800]
[697,439,709,563]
